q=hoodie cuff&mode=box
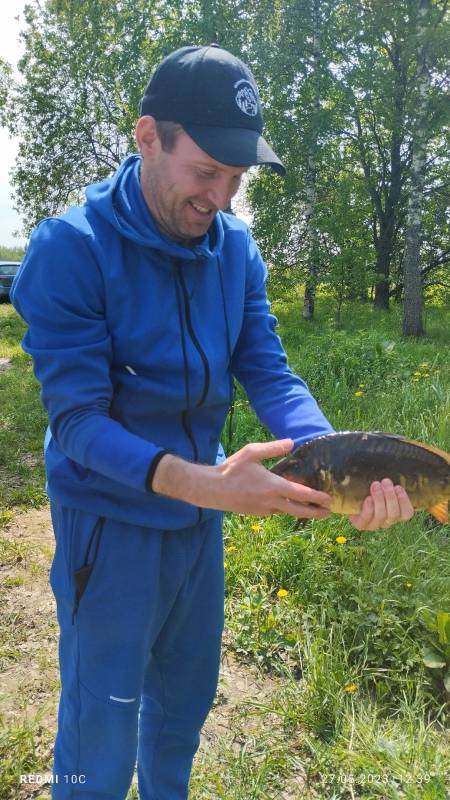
[145,450,172,493]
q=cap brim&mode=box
[182,123,286,176]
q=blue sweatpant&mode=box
[49,503,225,799]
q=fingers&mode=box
[348,495,376,530]
[280,477,332,510]
[275,497,331,520]
[271,475,332,520]
[394,484,415,520]
[242,439,294,462]
[349,479,415,531]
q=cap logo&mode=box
[234,79,259,117]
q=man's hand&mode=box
[152,438,332,520]
[348,479,415,531]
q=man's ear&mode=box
[135,116,159,157]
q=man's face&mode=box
[139,125,248,244]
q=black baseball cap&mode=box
[140,44,286,176]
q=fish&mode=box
[270,432,450,523]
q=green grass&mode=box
[0,305,47,508]
[215,293,450,798]
[1,295,449,799]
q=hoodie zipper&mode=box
[173,260,212,524]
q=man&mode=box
[11,44,414,800]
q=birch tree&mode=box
[402,0,449,336]
[302,0,322,321]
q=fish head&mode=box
[271,449,332,492]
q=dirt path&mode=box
[1,508,305,799]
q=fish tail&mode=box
[428,502,448,524]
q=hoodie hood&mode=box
[85,154,224,261]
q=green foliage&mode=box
[2,0,448,320]
[4,0,163,228]
[0,245,25,262]
[213,292,450,794]
[248,0,450,316]
[0,306,47,508]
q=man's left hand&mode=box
[348,478,415,531]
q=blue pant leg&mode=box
[49,504,187,800]
[137,512,225,800]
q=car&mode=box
[0,262,21,302]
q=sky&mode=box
[0,1,26,248]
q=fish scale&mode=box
[270,431,450,523]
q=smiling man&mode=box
[137,120,248,242]
[11,44,414,800]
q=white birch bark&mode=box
[303,0,321,320]
[402,0,431,336]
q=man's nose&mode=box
[206,180,234,211]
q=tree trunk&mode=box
[403,0,430,337]
[302,0,321,321]
[303,152,318,320]
[374,218,395,309]
[354,39,407,312]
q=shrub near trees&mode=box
[0,246,24,262]
[0,0,448,334]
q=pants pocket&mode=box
[72,516,105,623]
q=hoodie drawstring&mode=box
[217,256,236,456]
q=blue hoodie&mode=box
[12,155,333,528]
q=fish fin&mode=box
[429,502,448,524]
[394,435,450,465]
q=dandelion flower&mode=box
[419,362,429,368]
[423,373,430,378]
[277,588,289,598]
[343,683,358,693]
[413,371,422,377]
[224,561,228,569]
[336,535,347,544]
[359,383,365,388]
[251,523,261,533]
[226,545,237,553]
[405,581,412,588]
[354,390,364,397]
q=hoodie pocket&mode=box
[72,516,105,623]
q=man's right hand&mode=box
[152,438,332,519]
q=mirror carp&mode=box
[270,432,450,523]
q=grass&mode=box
[214,293,450,798]
[0,294,449,799]
[0,305,47,508]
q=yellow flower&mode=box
[412,377,420,382]
[343,683,358,693]
[359,383,365,388]
[251,523,261,533]
[422,373,430,378]
[413,371,422,377]
[336,535,347,544]
[354,390,364,397]
[405,581,412,588]
[225,545,237,553]
[419,362,429,368]
[224,561,228,569]
[277,588,289,598]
